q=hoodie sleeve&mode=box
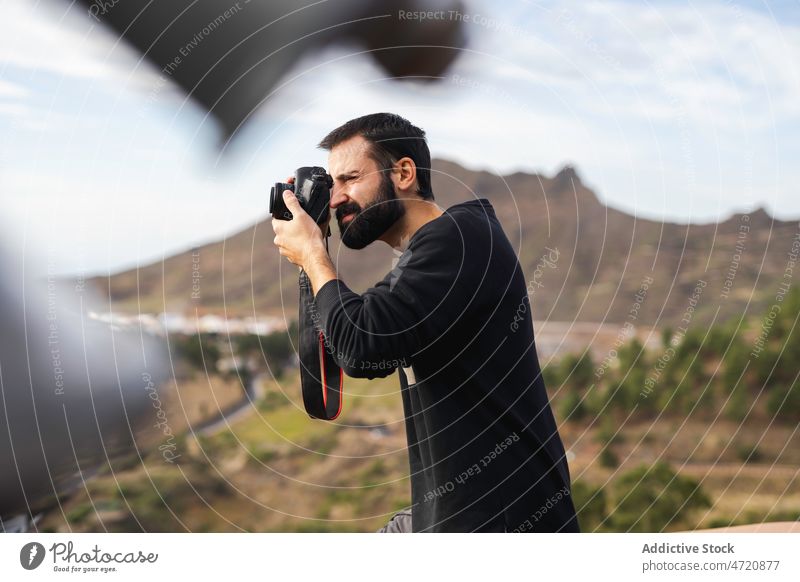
[312,211,494,378]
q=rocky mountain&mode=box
[92,159,799,328]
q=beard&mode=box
[335,171,405,249]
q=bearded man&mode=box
[272,113,579,533]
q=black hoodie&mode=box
[313,198,580,532]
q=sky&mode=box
[1,0,799,276]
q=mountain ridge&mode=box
[90,159,799,327]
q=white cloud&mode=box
[530,0,800,126]
[0,0,164,95]
[0,79,27,98]
[0,102,29,117]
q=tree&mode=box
[605,338,646,412]
[722,338,751,421]
[755,288,800,423]
[558,390,587,421]
[570,480,608,532]
[660,326,673,349]
[767,378,800,422]
[599,446,619,469]
[174,333,220,371]
[555,352,596,420]
[608,462,711,532]
[233,321,299,378]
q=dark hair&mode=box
[318,113,434,200]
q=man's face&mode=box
[327,135,405,249]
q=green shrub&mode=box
[599,447,619,469]
[736,443,763,463]
[571,480,608,532]
[66,504,94,524]
[608,461,711,532]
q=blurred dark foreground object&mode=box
[0,237,171,532]
[71,0,466,141]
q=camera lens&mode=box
[269,182,295,221]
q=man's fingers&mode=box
[283,190,302,211]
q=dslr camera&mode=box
[269,166,333,226]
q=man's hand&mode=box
[271,181,337,294]
[272,189,326,267]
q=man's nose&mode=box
[330,187,349,209]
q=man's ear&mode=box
[392,157,417,195]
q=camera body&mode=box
[269,166,333,225]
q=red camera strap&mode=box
[298,268,344,420]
